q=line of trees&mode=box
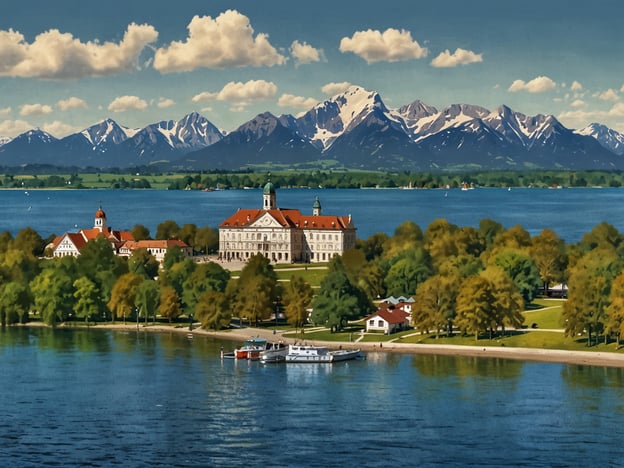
[4,216,624,346]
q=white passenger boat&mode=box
[284,344,362,363]
[259,342,289,363]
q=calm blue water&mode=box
[0,187,622,242]
[1,327,624,467]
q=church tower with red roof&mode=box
[94,205,108,232]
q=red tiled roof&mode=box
[367,309,409,324]
[123,239,191,250]
[220,208,353,231]
[52,232,88,251]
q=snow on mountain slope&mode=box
[0,136,11,146]
[296,85,405,150]
[576,123,624,155]
[81,119,133,148]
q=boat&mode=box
[232,337,269,360]
[259,342,289,363]
[284,344,362,363]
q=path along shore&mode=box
[25,321,624,369]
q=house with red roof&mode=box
[219,179,356,264]
[50,207,193,263]
[50,206,135,258]
[365,307,411,335]
[118,239,193,263]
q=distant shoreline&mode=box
[19,321,624,369]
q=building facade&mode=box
[219,182,356,263]
[50,207,135,257]
[50,207,192,262]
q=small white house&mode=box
[365,309,410,335]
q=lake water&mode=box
[2,327,624,467]
[1,187,623,242]
[3,188,624,466]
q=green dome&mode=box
[263,181,275,194]
[313,196,321,209]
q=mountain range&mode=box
[2,86,624,171]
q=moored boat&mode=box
[284,344,362,363]
[234,338,269,360]
[259,342,289,363]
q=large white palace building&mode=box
[219,181,356,263]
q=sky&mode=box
[2,0,624,138]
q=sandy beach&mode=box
[33,321,624,369]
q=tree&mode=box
[128,248,159,279]
[385,247,433,296]
[162,245,187,270]
[0,281,31,325]
[159,285,181,323]
[181,262,230,316]
[107,273,143,322]
[530,229,568,294]
[383,221,423,259]
[481,266,525,335]
[195,290,231,330]
[131,224,151,241]
[606,272,624,347]
[412,273,459,337]
[73,277,101,324]
[195,226,219,254]
[455,276,493,341]
[479,218,504,249]
[228,254,279,325]
[563,249,622,346]
[358,232,389,261]
[156,220,180,240]
[135,279,160,324]
[311,266,372,332]
[13,227,45,256]
[30,266,74,326]
[282,274,314,328]
[177,224,198,248]
[491,249,542,306]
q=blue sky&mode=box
[2,0,624,137]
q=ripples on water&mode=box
[2,328,624,467]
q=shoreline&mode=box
[19,321,624,369]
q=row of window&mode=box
[222,231,343,242]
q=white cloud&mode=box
[57,97,87,111]
[192,80,277,104]
[20,103,53,116]
[571,99,586,108]
[43,120,80,138]
[339,28,427,63]
[0,119,32,137]
[570,80,583,91]
[277,93,318,109]
[107,95,148,112]
[559,102,624,129]
[0,107,11,118]
[290,40,322,65]
[153,10,286,72]
[321,82,353,95]
[596,88,619,101]
[508,76,557,93]
[430,48,482,68]
[157,97,175,108]
[0,23,157,79]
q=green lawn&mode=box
[522,299,565,329]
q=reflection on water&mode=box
[3,327,624,466]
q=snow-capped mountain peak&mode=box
[576,123,624,155]
[81,119,134,147]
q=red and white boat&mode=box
[233,338,269,360]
